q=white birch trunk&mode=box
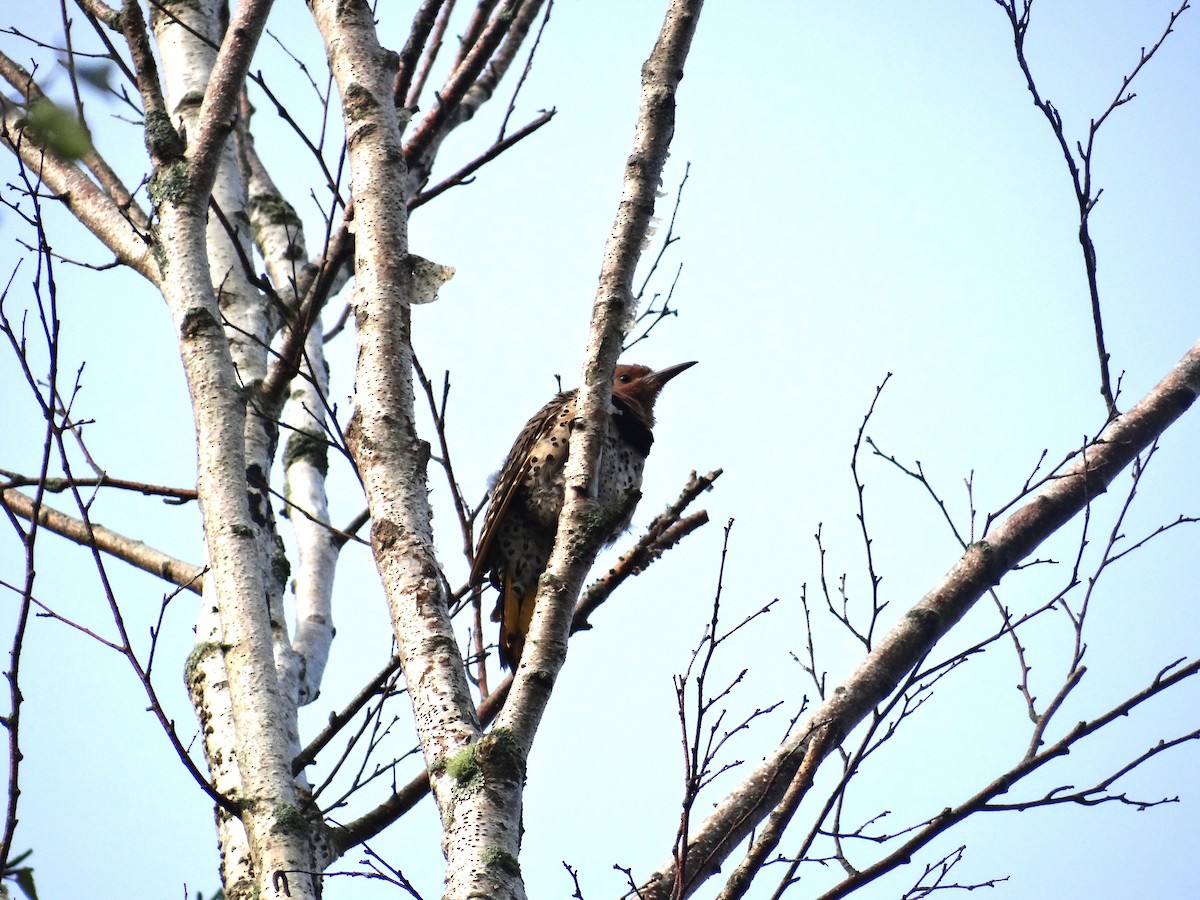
[307,1,534,895]
[243,141,340,705]
[151,0,316,895]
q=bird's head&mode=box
[611,360,697,425]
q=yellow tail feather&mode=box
[497,579,537,670]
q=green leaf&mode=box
[4,867,38,900]
[24,99,92,160]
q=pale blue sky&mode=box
[2,2,1198,898]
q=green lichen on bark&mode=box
[271,802,307,837]
[149,160,191,207]
[482,846,521,876]
[446,743,484,800]
[143,108,185,159]
[476,727,523,778]
[248,193,303,229]
[283,430,329,476]
[446,743,480,782]
[183,641,221,688]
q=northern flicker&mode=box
[469,361,696,669]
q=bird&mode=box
[469,361,696,669]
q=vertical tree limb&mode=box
[242,130,337,707]
[308,0,489,893]
[994,0,1191,419]
[148,0,322,895]
[494,0,704,795]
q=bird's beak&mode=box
[649,360,698,388]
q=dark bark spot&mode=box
[343,82,380,122]
[373,518,403,551]
[246,463,270,526]
[180,306,218,339]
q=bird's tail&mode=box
[492,575,537,670]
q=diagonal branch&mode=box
[638,333,1200,898]
[186,0,275,199]
[403,0,525,168]
[1,488,204,593]
[403,0,547,191]
[715,722,837,900]
[0,92,157,281]
[573,469,720,632]
[393,0,449,111]
[408,107,555,210]
[495,0,704,746]
[815,657,1200,900]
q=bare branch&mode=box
[815,657,1200,899]
[74,0,119,26]
[638,333,1200,897]
[0,87,157,280]
[404,0,526,168]
[716,723,836,900]
[186,0,274,199]
[393,0,449,112]
[404,0,548,190]
[0,469,197,502]
[672,520,781,899]
[496,0,706,757]
[573,469,720,631]
[495,0,553,141]
[408,107,555,210]
[1,488,204,593]
[405,0,456,110]
[993,0,1191,418]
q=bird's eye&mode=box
[619,374,631,383]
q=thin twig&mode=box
[993,0,1190,419]
[409,107,555,209]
